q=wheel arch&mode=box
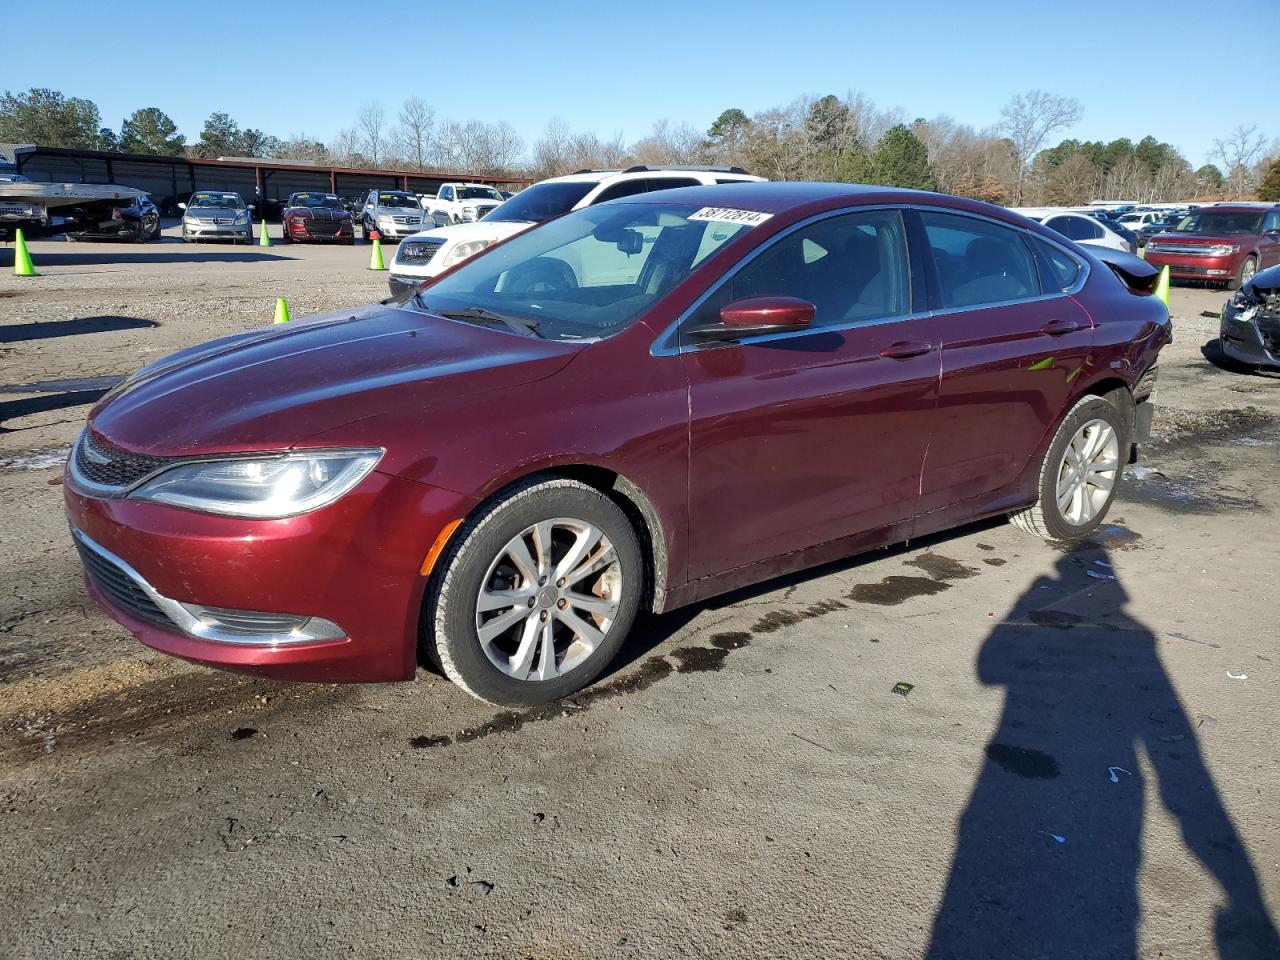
[442,462,671,615]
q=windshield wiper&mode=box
[434,305,542,338]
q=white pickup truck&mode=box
[422,183,505,226]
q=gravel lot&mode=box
[1,225,1278,959]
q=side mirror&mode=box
[247,203,255,210]
[689,296,816,341]
[178,202,187,210]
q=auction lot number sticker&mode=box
[688,207,774,227]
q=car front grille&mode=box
[1165,264,1215,276]
[398,240,444,265]
[301,219,345,235]
[391,215,422,226]
[1146,242,1219,257]
[74,537,175,630]
[73,431,171,490]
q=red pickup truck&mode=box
[1143,204,1280,289]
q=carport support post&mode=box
[330,169,336,193]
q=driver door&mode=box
[679,209,939,581]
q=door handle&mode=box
[880,341,934,360]
[1040,319,1080,336]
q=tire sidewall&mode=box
[1037,395,1128,541]
[431,481,642,707]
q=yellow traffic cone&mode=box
[1154,264,1170,307]
[368,233,385,271]
[12,228,38,277]
[273,297,291,324]
[258,220,271,247]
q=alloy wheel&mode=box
[1056,418,1119,525]
[474,518,622,681]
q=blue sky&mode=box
[6,0,1278,165]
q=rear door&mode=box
[913,209,1094,516]
[1261,211,1280,268]
[681,208,939,579]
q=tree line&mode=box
[3,86,1278,203]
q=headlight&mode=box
[463,206,476,214]
[235,211,249,223]
[377,215,395,225]
[184,215,198,224]
[1207,244,1239,256]
[441,239,492,268]
[129,449,383,518]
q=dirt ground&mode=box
[0,225,1278,960]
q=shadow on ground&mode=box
[926,551,1279,959]
[0,316,159,344]
[0,249,293,267]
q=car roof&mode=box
[614,180,948,215]
[541,168,762,186]
[1204,204,1277,212]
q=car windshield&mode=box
[292,193,341,209]
[411,202,757,341]
[485,181,595,224]
[458,186,502,201]
[1175,210,1265,235]
[189,193,244,209]
[378,193,419,208]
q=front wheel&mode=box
[427,478,643,706]
[1008,395,1126,543]
[1227,256,1258,291]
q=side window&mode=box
[1045,216,1081,240]
[1263,212,1280,233]
[1027,234,1083,293]
[690,209,911,331]
[592,179,653,204]
[1082,217,1104,240]
[441,186,454,201]
[642,177,700,193]
[920,211,1040,309]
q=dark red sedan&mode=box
[280,192,355,244]
[65,183,1170,705]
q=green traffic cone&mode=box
[1154,264,1170,307]
[12,228,37,277]
[273,297,291,324]
[368,235,385,271]
[258,220,271,247]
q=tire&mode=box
[1008,394,1127,543]
[427,477,643,707]
[1227,256,1257,291]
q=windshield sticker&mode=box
[688,207,772,227]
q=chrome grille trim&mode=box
[70,430,174,497]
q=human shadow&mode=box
[927,551,1279,959]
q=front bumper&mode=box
[69,219,146,240]
[184,220,252,241]
[1143,251,1241,282]
[1220,302,1280,367]
[285,218,354,242]
[65,471,475,683]
[388,274,423,298]
[373,222,424,240]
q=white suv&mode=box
[387,166,764,296]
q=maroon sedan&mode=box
[65,183,1170,706]
[280,192,355,244]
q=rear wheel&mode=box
[1008,395,1126,543]
[427,478,642,706]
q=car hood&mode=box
[400,219,531,245]
[186,208,246,219]
[285,206,350,220]
[89,303,581,457]
[1240,263,1280,295]
[374,207,423,216]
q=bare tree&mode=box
[433,119,524,176]
[1211,124,1268,197]
[629,119,707,167]
[356,101,387,166]
[329,126,362,166]
[394,97,435,171]
[998,90,1083,204]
